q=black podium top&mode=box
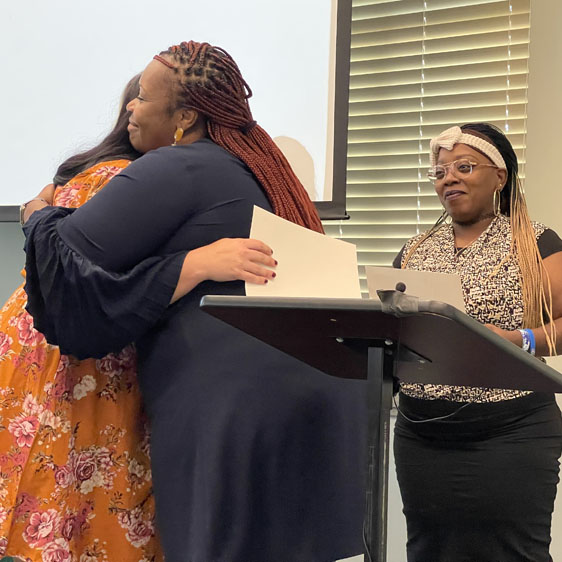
[201,295,562,394]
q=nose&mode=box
[442,164,458,184]
[126,98,137,112]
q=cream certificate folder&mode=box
[247,206,362,298]
[365,265,466,312]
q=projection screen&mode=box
[0,0,351,221]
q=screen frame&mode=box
[0,206,18,222]
[315,0,351,220]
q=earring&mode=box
[493,189,501,216]
[172,127,184,146]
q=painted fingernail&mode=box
[272,272,277,278]
[274,260,278,266]
[264,279,268,284]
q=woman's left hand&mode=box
[484,324,522,346]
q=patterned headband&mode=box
[429,126,507,170]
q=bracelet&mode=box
[518,328,536,356]
[20,198,48,226]
[526,328,536,356]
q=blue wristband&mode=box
[525,328,536,356]
[518,328,536,356]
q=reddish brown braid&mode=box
[155,41,324,233]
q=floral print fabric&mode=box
[0,161,163,561]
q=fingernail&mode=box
[272,272,276,278]
[274,260,278,266]
[264,279,268,284]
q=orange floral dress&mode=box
[0,161,164,562]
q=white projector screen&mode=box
[0,0,351,221]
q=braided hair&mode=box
[154,41,323,233]
[403,123,555,353]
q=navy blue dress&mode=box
[24,140,367,562]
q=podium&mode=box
[200,293,562,562]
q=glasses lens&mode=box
[454,160,473,175]
[431,166,445,181]
[428,160,474,182]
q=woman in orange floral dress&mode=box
[0,75,164,562]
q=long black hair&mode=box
[53,73,142,185]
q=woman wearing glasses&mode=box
[393,123,562,561]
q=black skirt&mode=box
[394,392,562,562]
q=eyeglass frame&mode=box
[427,158,499,183]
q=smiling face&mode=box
[434,143,507,224]
[125,60,182,154]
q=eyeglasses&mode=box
[427,159,498,183]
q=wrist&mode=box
[181,250,206,286]
[170,252,203,305]
[511,329,523,346]
[20,198,49,225]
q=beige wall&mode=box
[526,0,562,231]
[526,0,562,558]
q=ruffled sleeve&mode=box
[24,206,185,359]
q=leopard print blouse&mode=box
[398,214,545,403]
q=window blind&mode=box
[323,0,531,294]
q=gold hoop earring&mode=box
[493,189,501,217]
[172,127,184,146]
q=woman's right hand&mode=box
[171,238,277,303]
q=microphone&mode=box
[395,282,406,293]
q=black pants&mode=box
[394,392,562,562]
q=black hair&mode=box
[53,74,142,186]
[460,122,518,216]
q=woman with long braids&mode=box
[22,41,366,562]
[393,123,562,561]
[1,71,274,562]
